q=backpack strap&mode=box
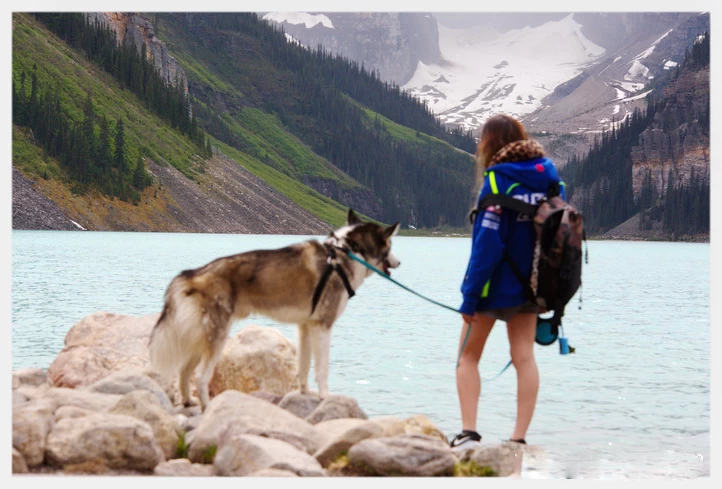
[502,250,537,304]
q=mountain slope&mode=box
[11,13,340,233]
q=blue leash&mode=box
[346,250,512,382]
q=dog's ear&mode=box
[383,222,400,238]
[346,208,362,226]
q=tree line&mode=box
[161,13,476,227]
[13,64,150,203]
[33,13,212,158]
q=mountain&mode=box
[558,31,709,240]
[12,12,476,233]
[261,12,442,86]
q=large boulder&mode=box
[13,368,50,390]
[305,395,367,425]
[208,325,297,397]
[47,312,159,388]
[347,434,456,477]
[214,434,326,477]
[188,390,324,462]
[43,387,122,412]
[12,398,55,467]
[83,371,174,413]
[45,412,164,471]
[153,459,214,477]
[109,390,181,460]
[313,418,383,467]
[461,442,524,477]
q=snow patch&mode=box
[263,12,335,29]
[663,60,678,70]
[613,105,620,115]
[613,56,622,63]
[70,220,86,231]
[403,13,606,131]
[621,89,653,102]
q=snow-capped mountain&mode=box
[403,14,605,133]
[261,12,441,85]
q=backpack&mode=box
[473,181,588,328]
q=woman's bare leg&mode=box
[456,314,495,431]
[506,312,539,441]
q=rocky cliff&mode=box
[87,12,188,93]
[631,65,709,198]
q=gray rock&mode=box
[54,405,95,422]
[153,459,214,477]
[83,371,174,412]
[109,390,181,460]
[313,418,383,467]
[12,448,29,474]
[305,395,367,425]
[462,442,524,477]
[247,468,299,477]
[279,391,322,419]
[188,390,324,462]
[214,434,326,477]
[12,368,49,390]
[347,434,456,476]
[250,391,283,405]
[44,387,122,412]
[45,413,164,471]
[12,398,55,466]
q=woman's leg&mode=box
[506,312,539,441]
[456,313,496,431]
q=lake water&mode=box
[11,230,710,478]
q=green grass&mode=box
[454,460,497,477]
[175,431,189,459]
[12,126,65,181]
[200,444,217,465]
[12,13,204,180]
[212,137,382,229]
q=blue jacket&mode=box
[459,157,566,315]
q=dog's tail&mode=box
[148,275,203,379]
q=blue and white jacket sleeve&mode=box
[459,178,508,315]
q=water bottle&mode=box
[559,337,570,355]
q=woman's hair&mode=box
[474,114,528,193]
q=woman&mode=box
[450,114,566,451]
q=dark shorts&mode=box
[478,302,539,322]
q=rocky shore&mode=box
[13,312,525,477]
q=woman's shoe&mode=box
[508,438,527,444]
[450,430,482,452]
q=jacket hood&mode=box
[486,157,562,192]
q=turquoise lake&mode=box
[11,230,710,478]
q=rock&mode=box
[109,390,181,460]
[279,391,322,419]
[402,414,447,441]
[83,371,174,413]
[208,325,298,397]
[305,395,367,425]
[214,434,326,477]
[12,398,54,466]
[368,414,446,441]
[313,418,383,467]
[462,442,524,477]
[247,468,299,477]
[44,387,122,412]
[188,390,323,462]
[347,435,456,477]
[54,405,95,422]
[48,312,159,389]
[14,384,50,404]
[250,390,283,405]
[13,448,29,474]
[154,459,214,477]
[12,368,50,390]
[45,412,164,471]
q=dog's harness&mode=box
[311,243,356,314]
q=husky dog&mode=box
[148,209,400,409]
